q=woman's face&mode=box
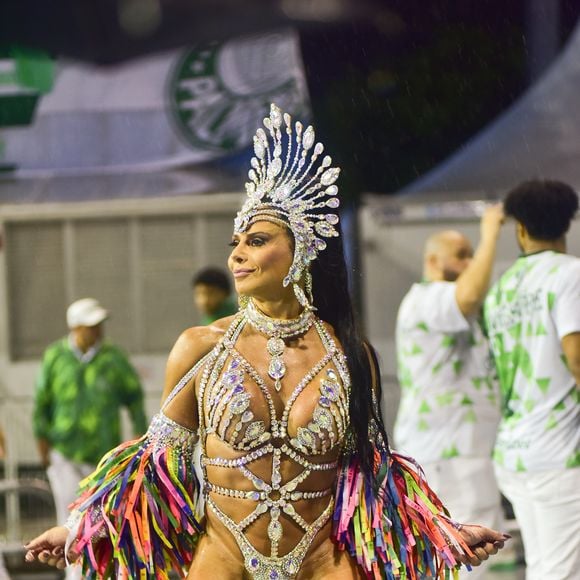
[228,220,294,300]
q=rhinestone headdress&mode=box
[234,104,341,308]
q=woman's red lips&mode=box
[233,269,254,278]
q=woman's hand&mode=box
[457,524,510,567]
[24,526,78,570]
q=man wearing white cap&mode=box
[33,298,147,578]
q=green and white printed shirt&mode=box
[394,282,500,465]
[484,251,580,472]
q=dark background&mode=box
[302,0,580,196]
[2,0,580,196]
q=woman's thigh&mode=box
[298,543,364,580]
[186,534,245,579]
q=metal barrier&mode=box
[0,478,58,579]
[0,478,55,552]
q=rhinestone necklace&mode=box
[245,299,315,391]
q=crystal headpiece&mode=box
[234,104,341,295]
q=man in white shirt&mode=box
[484,180,580,580]
[394,205,504,579]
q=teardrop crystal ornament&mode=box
[320,167,340,186]
[268,357,286,381]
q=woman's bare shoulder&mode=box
[209,313,239,330]
[164,316,237,393]
[170,316,236,365]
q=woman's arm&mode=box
[25,325,220,575]
[160,325,218,427]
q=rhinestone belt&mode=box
[206,495,334,580]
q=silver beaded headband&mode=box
[234,103,341,308]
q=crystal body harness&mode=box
[68,308,472,579]
[190,310,350,579]
[65,103,473,579]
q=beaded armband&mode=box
[64,510,81,531]
[146,412,198,457]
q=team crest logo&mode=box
[167,30,309,153]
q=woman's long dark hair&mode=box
[309,224,390,477]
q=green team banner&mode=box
[0,29,309,176]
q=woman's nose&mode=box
[230,245,245,263]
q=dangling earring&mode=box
[238,294,249,309]
[293,283,309,309]
[292,272,314,310]
[305,272,314,305]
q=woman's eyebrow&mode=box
[246,231,272,238]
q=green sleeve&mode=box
[115,350,148,435]
[32,347,55,440]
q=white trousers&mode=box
[46,450,95,580]
[420,457,503,580]
[0,553,9,580]
[495,465,580,580]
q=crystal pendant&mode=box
[297,427,316,449]
[267,337,285,356]
[244,421,265,441]
[284,558,300,575]
[271,448,282,488]
[247,556,260,572]
[230,394,250,414]
[268,356,286,390]
[320,380,339,401]
[313,407,333,430]
[245,299,316,394]
[268,518,283,542]
[268,506,283,557]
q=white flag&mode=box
[1,29,309,177]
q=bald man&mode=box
[394,205,504,579]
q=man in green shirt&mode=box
[192,266,237,324]
[33,297,147,579]
[484,180,580,580]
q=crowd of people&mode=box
[394,181,580,580]
[16,105,579,579]
[394,204,505,579]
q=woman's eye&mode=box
[228,241,238,248]
[250,238,265,246]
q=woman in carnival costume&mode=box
[25,104,508,579]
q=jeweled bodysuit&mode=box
[66,102,471,580]
[195,312,350,579]
[68,309,469,579]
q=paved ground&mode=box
[487,562,526,580]
[6,559,526,579]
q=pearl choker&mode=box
[245,300,315,391]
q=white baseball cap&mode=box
[66,298,109,329]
